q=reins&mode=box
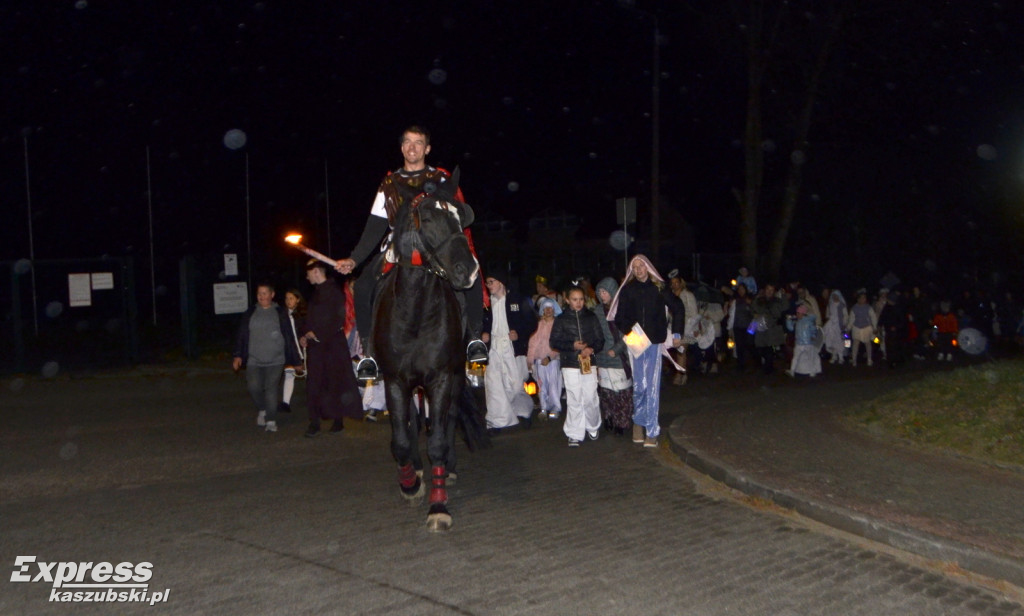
[395,195,467,281]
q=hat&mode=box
[535,275,548,285]
[666,268,680,280]
[538,297,562,316]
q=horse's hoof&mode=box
[446,471,457,486]
[400,479,424,503]
[426,512,452,532]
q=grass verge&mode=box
[845,359,1024,468]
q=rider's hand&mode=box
[335,258,356,274]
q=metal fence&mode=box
[3,257,139,375]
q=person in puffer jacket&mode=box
[549,287,605,447]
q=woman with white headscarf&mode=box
[607,255,682,448]
[823,289,848,364]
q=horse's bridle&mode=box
[403,194,470,282]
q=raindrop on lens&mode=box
[609,230,632,251]
[14,259,32,275]
[427,68,447,85]
[507,181,520,192]
[9,378,26,392]
[223,129,247,150]
[976,144,997,161]
[75,0,87,8]
[105,318,122,334]
[75,320,90,333]
[41,361,60,379]
[45,301,63,319]
[59,442,79,460]
[790,150,806,165]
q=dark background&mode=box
[3,1,1024,293]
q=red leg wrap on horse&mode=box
[429,466,448,505]
[398,463,417,489]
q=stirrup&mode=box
[356,357,379,383]
[466,340,488,364]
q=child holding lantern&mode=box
[549,287,605,447]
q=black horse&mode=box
[372,168,479,532]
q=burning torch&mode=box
[284,234,337,268]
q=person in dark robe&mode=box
[299,260,363,437]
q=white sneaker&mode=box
[946,353,953,361]
[257,410,267,427]
[264,420,277,432]
[937,353,945,361]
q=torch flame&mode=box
[284,234,303,244]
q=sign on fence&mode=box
[213,282,248,315]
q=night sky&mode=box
[4,1,1024,289]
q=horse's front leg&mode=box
[424,378,454,532]
[386,380,423,502]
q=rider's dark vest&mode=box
[381,166,452,225]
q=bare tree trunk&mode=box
[737,0,768,276]
[766,9,844,280]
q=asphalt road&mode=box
[2,367,1023,615]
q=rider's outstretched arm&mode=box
[349,214,390,266]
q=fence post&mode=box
[122,256,140,363]
[11,264,26,372]
[179,256,198,359]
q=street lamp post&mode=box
[618,2,662,265]
[650,15,660,266]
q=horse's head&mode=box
[393,167,479,289]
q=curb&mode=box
[667,416,1024,590]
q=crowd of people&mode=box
[230,123,1024,448]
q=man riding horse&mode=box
[335,125,488,381]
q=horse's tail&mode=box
[456,385,491,452]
